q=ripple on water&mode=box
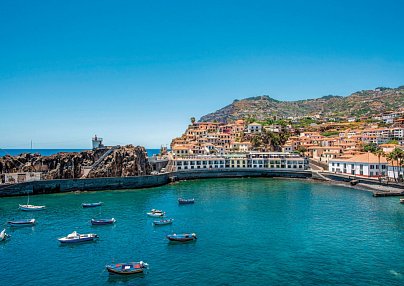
[0,178,403,286]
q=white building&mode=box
[169,152,309,172]
[247,122,262,133]
[3,172,42,184]
[328,153,388,178]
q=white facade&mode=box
[247,123,262,133]
[3,172,42,184]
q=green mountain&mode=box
[199,86,404,123]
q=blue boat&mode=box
[58,231,98,243]
[167,233,197,242]
[91,218,116,225]
[178,198,195,205]
[82,202,103,208]
[7,219,36,227]
[106,261,149,275]
[153,218,174,226]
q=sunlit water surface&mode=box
[0,178,403,285]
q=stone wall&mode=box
[0,174,169,197]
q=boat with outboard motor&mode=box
[106,261,149,275]
[153,218,174,226]
[58,231,98,243]
[167,233,197,242]
[7,219,36,227]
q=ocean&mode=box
[0,149,161,157]
[0,178,403,285]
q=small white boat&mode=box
[58,231,99,244]
[8,219,36,227]
[19,204,46,211]
[147,209,165,217]
[400,198,404,204]
[19,194,46,211]
[0,229,10,241]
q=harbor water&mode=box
[0,178,403,285]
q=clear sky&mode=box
[1,0,403,149]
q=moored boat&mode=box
[400,198,404,204]
[147,209,165,217]
[7,219,36,227]
[106,261,149,275]
[153,218,174,226]
[58,231,98,243]
[178,198,195,204]
[167,233,197,242]
[91,218,116,225]
[19,204,46,211]
[0,229,10,241]
[82,202,103,208]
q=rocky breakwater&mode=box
[0,145,152,181]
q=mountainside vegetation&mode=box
[199,86,404,123]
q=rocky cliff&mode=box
[0,145,152,180]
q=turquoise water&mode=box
[0,178,403,285]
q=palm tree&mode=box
[190,117,196,124]
[387,151,398,182]
[373,149,385,179]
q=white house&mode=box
[247,122,262,133]
[328,153,388,178]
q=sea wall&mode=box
[0,169,313,197]
[0,174,169,197]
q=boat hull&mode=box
[91,218,116,225]
[147,213,165,217]
[82,202,103,208]
[58,233,98,243]
[153,219,173,226]
[19,205,46,211]
[178,199,195,205]
[7,219,36,227]
[167,233,197,242]
[106,262,147,275]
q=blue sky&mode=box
[1,0,403,148]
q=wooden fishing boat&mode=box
[147,209,165,217]
[178,198,195,204]
[7,219,36,227]
[153,218,174,226]
[167,233,197,242]
[106,261,149,275]
[91,218,116,225]
[0,229,10,241]
[58,231,98,243]
[82,202,103,208]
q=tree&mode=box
[373,149,385,179]
[362,143,379,153]
[190,117,196,124]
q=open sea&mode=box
[0,178,403,285]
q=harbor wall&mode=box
[0,174,170,197]
[0,169,313,197]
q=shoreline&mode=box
[1,169,403,198]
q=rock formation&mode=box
[0,145,152,180]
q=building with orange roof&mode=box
[328,152,388,178]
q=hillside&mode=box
[199,86,404,123]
